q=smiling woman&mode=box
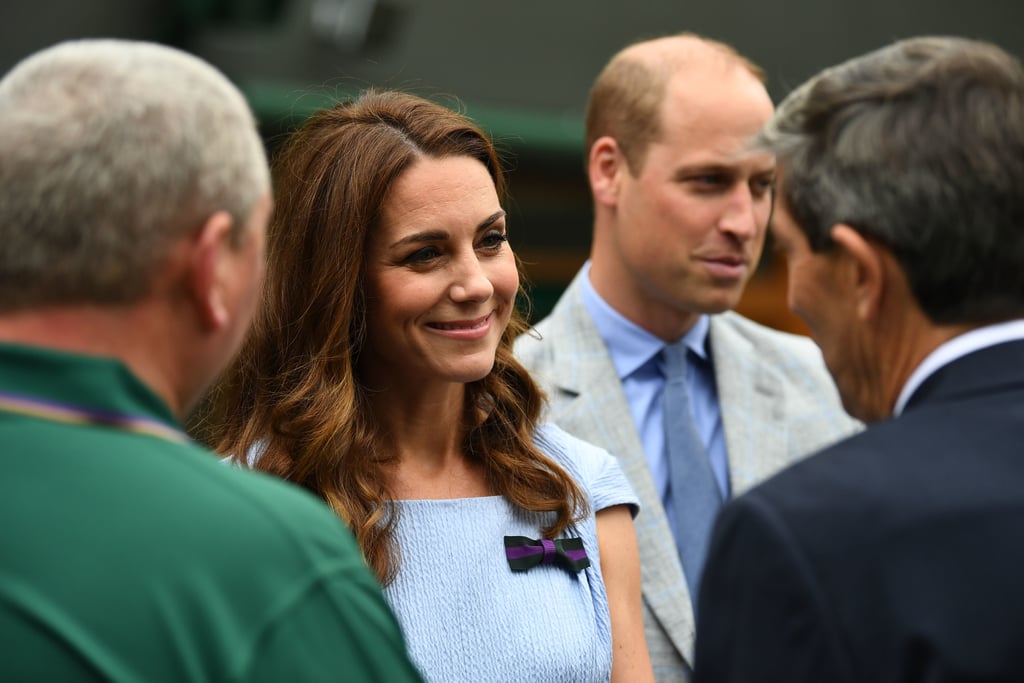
[360,155,518,391]
[204,89,654,682]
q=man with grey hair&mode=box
[694,36,1024,683]
[0,39,421,682]
[516,32,858,680]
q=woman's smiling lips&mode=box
[426,312,493,339]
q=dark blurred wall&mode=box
[0,1,177,65]
[2,0,1020,328]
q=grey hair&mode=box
[759,36,1024,325]
[0,39,270,310]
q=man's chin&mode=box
[691,291,745,316]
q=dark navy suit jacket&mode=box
[693,339,1024,683]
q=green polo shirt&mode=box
[0,342,422,682]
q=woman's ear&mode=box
[588,136,625,208]
[831,224,885,322]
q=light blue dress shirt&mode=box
[579,262,731,528]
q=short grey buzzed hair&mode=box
[760,36,1024,325]
[0,39,270,311]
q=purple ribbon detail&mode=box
[504,535,591,573]
[541,538,556,565]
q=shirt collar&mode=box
[893,318,1024,416]
[678,313,711,362]
[580,261,711,379]
[0,341,181,431]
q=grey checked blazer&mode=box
[515,270,861,682]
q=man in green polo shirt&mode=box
[0,40,422,682]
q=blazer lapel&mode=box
[537,274,698,662]
[709,316,789,496]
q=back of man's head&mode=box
[761,36,1024,325]
[0,39,270,312]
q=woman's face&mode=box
[360,154,518,390]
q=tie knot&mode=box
[661,340,691,378]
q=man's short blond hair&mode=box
[584,32,765,173]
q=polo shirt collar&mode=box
[0,341,181,435]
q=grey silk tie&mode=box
[661,341,723,607]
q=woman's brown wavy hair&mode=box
[206,89,586,585]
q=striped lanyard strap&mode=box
[0,390,190,445]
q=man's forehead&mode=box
[649,132,775,173]
[659,71,771,130]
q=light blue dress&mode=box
[384,423,639,683]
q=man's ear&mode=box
[588,136,625,208]
[831,224,885,321]
[187,210,236,332]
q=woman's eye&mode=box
[478,231,508,250]
[403,246,442,264]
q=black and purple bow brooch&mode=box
[504,536,591,573]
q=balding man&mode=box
[516,33,859,680]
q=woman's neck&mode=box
[369,381,491,499]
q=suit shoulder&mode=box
[514,306,577,381]
[716,311,819,356]
[534,422,616,475]
[514,308,560,357]
[741,425,895,516]
[182,451,363,560]
[714,312,831,378]
[514,273,590,362]
[514,319,552,360]
[712,312,861,439]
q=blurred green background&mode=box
[2,0,1020,331]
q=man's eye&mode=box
[686,174,731,193]
[752,177,776,197]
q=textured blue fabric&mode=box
[384,423,639,683]
[662,341,722,608]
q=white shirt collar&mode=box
[893,318,1024,416]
